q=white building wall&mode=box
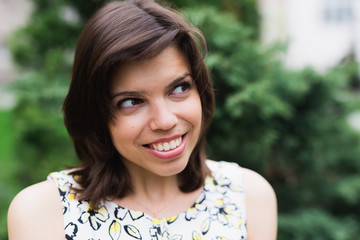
[259,0,358,72]
[258,0,288,46]
[0,0,32,85]
[354,0,360,65]
[0,0,32,109]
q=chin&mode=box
[156,157,189,177]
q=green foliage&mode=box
[9,26,80,185]
[10,7,79,69]
[0,110,16,170]
[0,110,18,238]
[185,6,360,239]
[3,0,360,239]
[278,209,359,239]
[12,71,77,183]
[168,0,259,36]
[2,0,93,237]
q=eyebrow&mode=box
[111,73,192,99]
[111,91,145,100]
[165,73,192,91]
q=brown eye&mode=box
[171,82,191,95]
[117,98,144,109]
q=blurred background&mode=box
[1,0,360,239]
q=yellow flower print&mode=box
[185,193,207,221]
[200,218,211,235]
[209,197,238,226]
[149,223,182,240]
[68,193,75,201]
[109,219,121,240]
[192,231,205,240]
[55,178,74,214]
[129,210,144,220]
[166,215,178,224]
[204,176,231,194]
[114,206,128,220]
[114,207,145,221]
[124,224,142,239]
[64,222,78,240]
[78,205,110,230]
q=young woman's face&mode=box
[108,44,202,178]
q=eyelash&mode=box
[116,81,193,110]
[116,98,144,109]
[170,81,192,95]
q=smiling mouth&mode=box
[145,135,184,152]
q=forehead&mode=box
[110,44,191,92]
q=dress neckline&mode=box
[107,175,210,221]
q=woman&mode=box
[8,0,277,239]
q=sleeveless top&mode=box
[47,160,247,240]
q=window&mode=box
[323,0,354,23]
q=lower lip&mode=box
[145,135,187,160]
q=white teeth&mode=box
[170,140,176,149]
[150,136,182,152]
[164,142,170,151]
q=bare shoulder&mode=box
[8,181,64,240]
[242,168,276,200]
[242,168,277,240]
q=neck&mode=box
[122,161,181,215]
[115,166,203,219]
[125,176,181,218]
[122,158,181,200]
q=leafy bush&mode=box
[278,209,358,240]
[185,7,360,238]
[4,0,360,239]
[0,110,18,238]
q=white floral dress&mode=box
[47,160,247,239]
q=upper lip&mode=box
[145,133,185,145]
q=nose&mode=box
[149,100,178,131]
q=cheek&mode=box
[193,99,202,125]
[109,117,142,148]
[181,94,202,128]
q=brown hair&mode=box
[63,0,214,208]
